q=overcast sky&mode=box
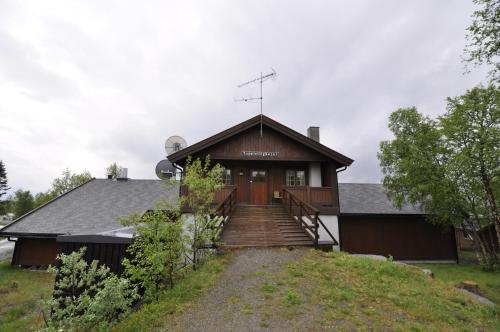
[0,0,489,194]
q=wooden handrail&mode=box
[317,216,338,245]
[283,188,319,214]
[282,188,319,246]
[212,188,237,240]
[282,188,338,247]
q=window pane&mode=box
[222,168,231,185]
[286,170,295,186]
[296,171,305,186]
[251,170,265,183]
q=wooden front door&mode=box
[250,169,268,204]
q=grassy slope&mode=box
[111,254,231,332]
[417,263,500,305]
[116,250,498,331]
[2,251,497,331]
[0,262,55,332]
[256,250,499,331]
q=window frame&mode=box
[285,169,306,187]
[222,168,232,185]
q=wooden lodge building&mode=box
[0,115,458,267]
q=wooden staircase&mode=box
[220,205,314,247]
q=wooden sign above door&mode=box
[241,151,279,157]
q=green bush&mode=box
[43,248,138,332]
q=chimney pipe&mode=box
[117,168,128,181]
[307,126,320,142]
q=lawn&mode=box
[111,253,231,332]
[0,261,55,332]
[115,250,499,331]
[254,250,499,331]
[417,262,500,305]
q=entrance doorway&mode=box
[250,169,267,204]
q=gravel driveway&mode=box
[162,247,318,332]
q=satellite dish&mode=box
[165,135,187,156]
[155,159,176,179]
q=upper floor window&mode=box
[222,168,232,185]
[286,170,305,186]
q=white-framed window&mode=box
[222,168,232,185]
[286,170,305,186]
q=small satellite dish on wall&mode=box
[165,135,187,156]
[155,159,176,179]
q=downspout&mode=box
[335,165,348,250]
[173,163,185,201]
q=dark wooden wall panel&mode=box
[12,238,59,266]
[340,215,458,260]
[59,242,130,275]
[199,125,328,161]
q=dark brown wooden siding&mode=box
[58,241,130,275]
[195,125,329,162]
[11,238,59,266]
[211,161,339,212]
[339,215,458,261]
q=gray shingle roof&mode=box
[339,183,423,215]
[1,179,178,236]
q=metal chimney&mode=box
[307,126,320,142]
[117,168,128,180]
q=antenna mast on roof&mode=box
[236,69,277,137]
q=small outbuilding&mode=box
[338,183,458,261]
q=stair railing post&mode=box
[298,202,302,228]
[314,211,319,247]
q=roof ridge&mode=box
[1,178,96,233]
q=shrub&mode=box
[121,204,186,302]
[44,248,138,331]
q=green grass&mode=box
[417,263,500,305]
[0,261,55,332]
[264,250,499,331]
[111,253,230,332]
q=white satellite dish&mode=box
[165,135,187,156]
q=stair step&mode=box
[221,205,314,247]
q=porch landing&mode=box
[220,205,314,247]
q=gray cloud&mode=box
[0,0,489,193]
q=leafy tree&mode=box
[46,248,138,331]
[51,169,92,196]
[464,0,500,80]
[179,156,224,270]
[34,191,57,208]
[378,85,499,269]
[106,162,124,180]
[120,203,186,302]
[0,195,12,216]
[441,85,499,252]
[0,160,9,199]
[13,189,35,218]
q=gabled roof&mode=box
[339,183,423,215]
[0,179,178,236]
[168,115,354,167]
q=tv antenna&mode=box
[236,69,277,137]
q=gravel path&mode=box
[162,247,319,332]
